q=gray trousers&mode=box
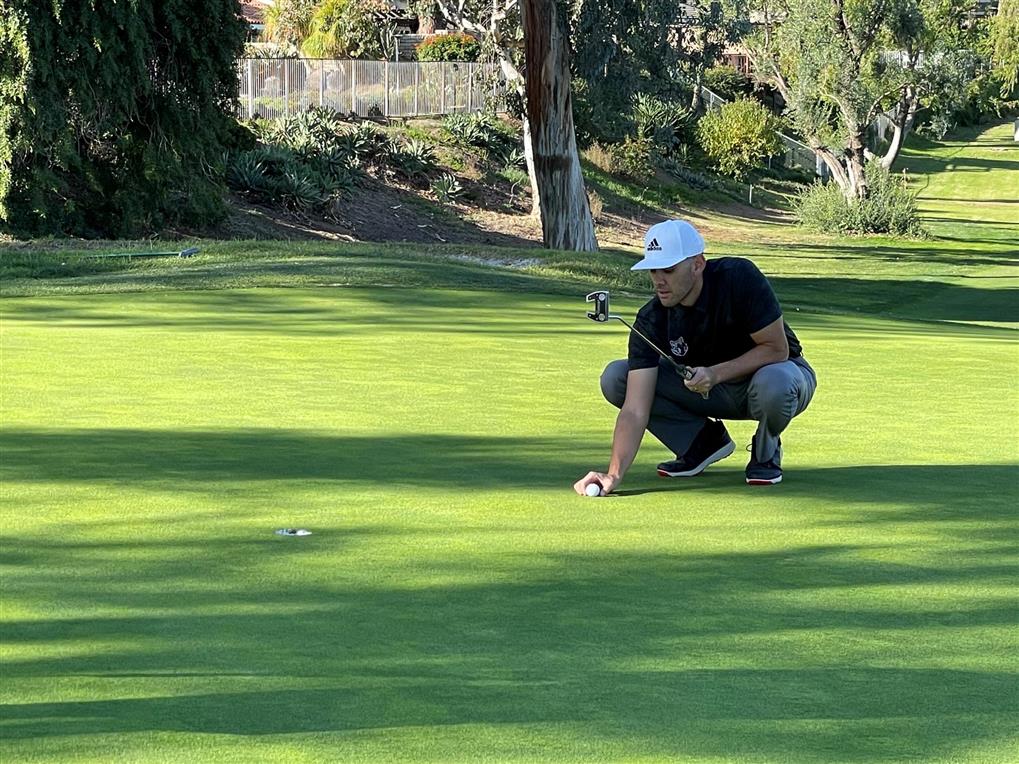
[600,357,817,464]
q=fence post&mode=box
[414,64,420,116]
[466,63,472,112]
[351,61,357,115]
[246,59,254,119]
[319,62,325,107]
[384,61,390,117]
[283,61,290,116]
[440,63,446,113]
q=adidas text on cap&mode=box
[631,220,705,270]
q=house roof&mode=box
[238,0,272,26]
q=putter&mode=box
[586,290,709,399]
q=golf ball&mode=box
[585,482,602,497]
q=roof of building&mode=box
[238,0,272,26]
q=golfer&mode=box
[575,219,816,494]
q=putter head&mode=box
[586,290,610,322]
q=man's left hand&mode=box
[684,366,717,397]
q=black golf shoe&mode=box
[746,438,783,485]
[657,420,735,477]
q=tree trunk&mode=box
[521,0,598,251]
[521,115,541,217]
[845,141,869,200]
[690,77,704,115]
[880,87,919,170]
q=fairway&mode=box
[2,125,1018,762]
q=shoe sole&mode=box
[746,475,782,485]
[657,440,736,478]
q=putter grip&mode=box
[672,362,709,399]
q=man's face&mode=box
[649,256,701,307]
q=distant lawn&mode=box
[1,122,1017,763]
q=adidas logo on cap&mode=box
[647,238,662,251]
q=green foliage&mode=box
[570,0,690,144]
[416,33,481,62]
[988,0,1019,98]
[389,139,437,178]
[1,0,246,237]
[610,136,660,180]
[795,163,925,236]
[430,172,464,202]
[263,0,317,47]
[302,0,392,59]
[703,64,752,101]
[442,113,518,162]
[631,93,692,155]
[696,99,782,181]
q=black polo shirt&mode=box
[628,257,802,372]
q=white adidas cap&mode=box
[631,220,705,270]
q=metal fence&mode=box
[237,58,504,120]
[701,86,821,177]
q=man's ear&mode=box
[691,253,707,274]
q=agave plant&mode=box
[632,93,691,152]
[227,152,268,193]
[430,172,464,203]
[501,147,526,169]
[275,168,324,212]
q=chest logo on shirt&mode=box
[670,337,689,357]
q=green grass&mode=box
[1,123,1018,762]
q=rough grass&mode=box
[1,122,1017,763]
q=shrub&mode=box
[703,65,752,101]
[611,136,660,180]
[583,143,617,175]
[416,32,480,62]
[696,98,783,181]
[795,162,926,236]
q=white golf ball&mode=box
[585,483,602,497]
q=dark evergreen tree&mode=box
[0,0,247,237]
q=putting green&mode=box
[1,123,1017,762]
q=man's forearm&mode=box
[607,409,648,480]
[711,342,788,384]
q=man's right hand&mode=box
[573,471,619,496]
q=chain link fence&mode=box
[237,59,504,120]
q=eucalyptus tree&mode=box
[434,0,544,215]
[522,0,598,250]
[743,0,978,199]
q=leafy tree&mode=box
[302,0,393,59]
[263,0,318,47]
[0,0,246,237]
[675,0,751,112]
[743,0,980,200]
[570,0,687,142]
[988,0,1019,98]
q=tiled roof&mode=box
[238,0,271,25]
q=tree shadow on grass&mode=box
[3,424,1016,758]
[1,534,1016,760]
[2,428,1017,515]
[3,275,1017,330]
